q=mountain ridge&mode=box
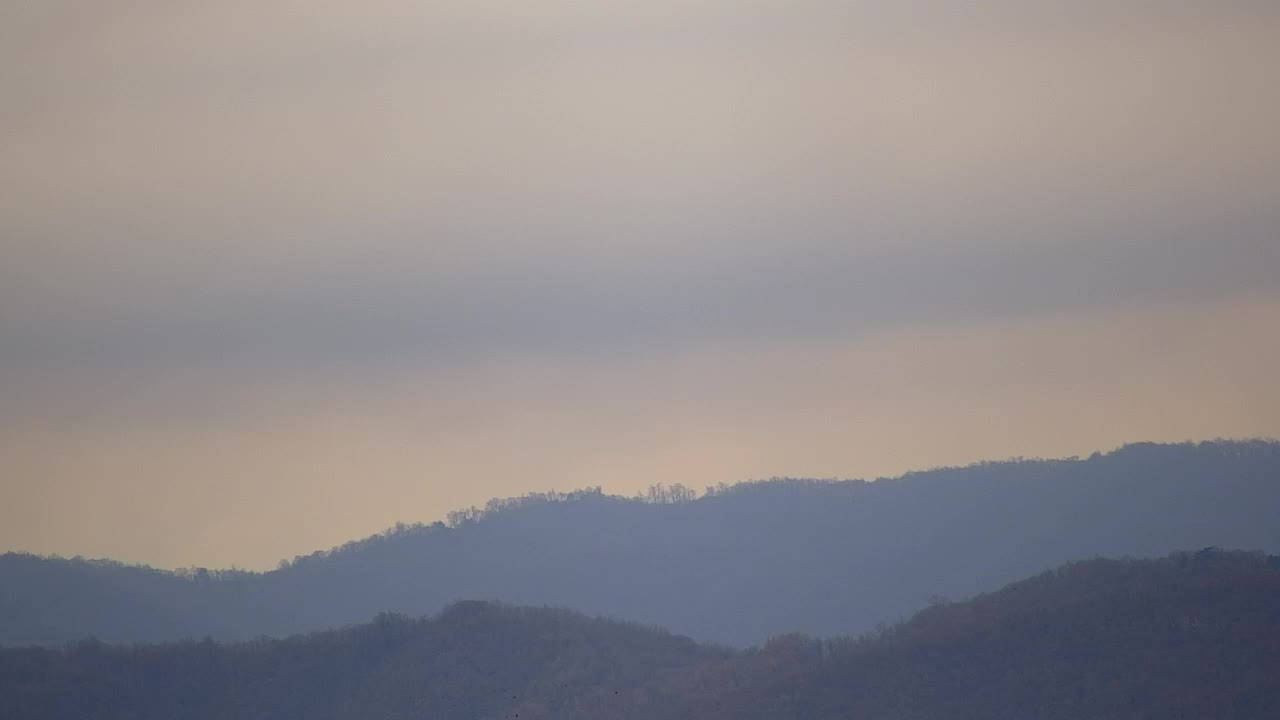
[3,439,1278,647]
[3,550,1278,719]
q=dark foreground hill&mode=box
[702,549,1280,720]
[2,551,1278,720]
[3,440,1279,647]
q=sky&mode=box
[2,1,1278,570]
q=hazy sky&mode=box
[2,1,1278,569]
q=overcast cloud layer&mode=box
[2,1,1278,568]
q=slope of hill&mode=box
[2,439,1278,647]
[0,602,725,720]
[700,549,1280,720]
[2,551,1278,720]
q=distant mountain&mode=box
[2,439,1278,647]
[3,551,1278,719]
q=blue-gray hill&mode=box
[2,439,1277,647]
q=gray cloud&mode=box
[2,1,1279,566]
[3,0,1277,393]
[3,221,1276,384]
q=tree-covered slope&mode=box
[702,550,1280,720]
[2,551,1278,720]
[3,440,1278,646]
[0,601,725,720]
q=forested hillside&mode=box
[2,440,1278,646]
[3,551,1278,720]
[701,549,1280,719]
